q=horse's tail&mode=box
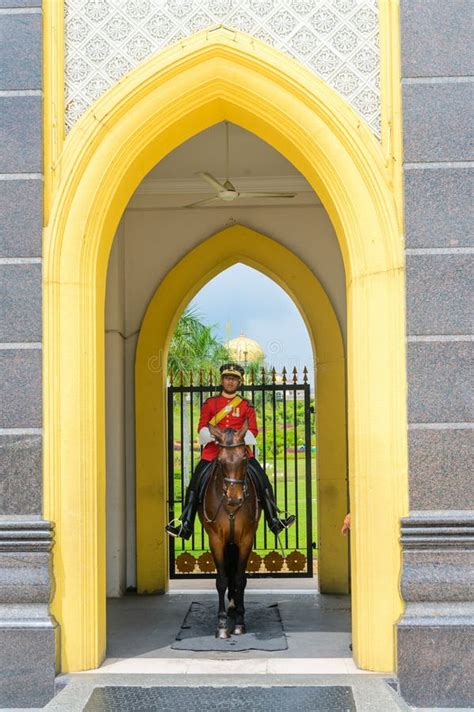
[224,542,239,580]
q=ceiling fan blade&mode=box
[197,172,226,192]
[183,196,220,208]
[237,192,297,199]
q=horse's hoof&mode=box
[216,627,231,639]
[233,624,246,635]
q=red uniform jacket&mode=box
[198,394,258,461]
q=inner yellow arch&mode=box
[43,26,408,673]
[135,225,348,601]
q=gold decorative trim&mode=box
[43,0,64,224]
[379,0,404,231]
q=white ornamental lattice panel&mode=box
[65,0,381,135]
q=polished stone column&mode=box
[0,1,56,706]
[0,518,57,706]
[398,0,474,706]
[398,513,474,706]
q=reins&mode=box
[216,442,245,449]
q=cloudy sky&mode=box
[188,263,313,375]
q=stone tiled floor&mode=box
[103,590,353,665]
[3,678,471,711]
[3,591,468,710]
[39,676,409,711]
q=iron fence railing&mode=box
[167,367,315,578]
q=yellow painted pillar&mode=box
[317,357,349,594]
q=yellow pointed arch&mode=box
[43,26,408,673]
[135,224,348,598]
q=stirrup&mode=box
[268,514,296,535]
[165,519,183,537]
[275,502,296,529]
[165,518,192,539]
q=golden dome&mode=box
[225,332,264,363]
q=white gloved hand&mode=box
[199,427,215,445]
[244,431,257,445]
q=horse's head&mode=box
[209,421,249,504]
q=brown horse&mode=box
[198,421,261,639]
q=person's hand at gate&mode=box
[341,513,351,536]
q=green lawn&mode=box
[172,457,317,557]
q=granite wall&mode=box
[0,0,56,707]
[398,1,474,707]
[0,0,472,708]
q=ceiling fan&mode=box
[183,123,297,208]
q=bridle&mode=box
[218,441,248,487]
[216,440,249,495]
[202,441,258,530]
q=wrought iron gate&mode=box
[167,367,315,578]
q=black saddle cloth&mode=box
[197,459,261,503]
[197,461,214,502]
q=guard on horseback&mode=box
[165,363,296,539]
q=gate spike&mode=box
[271,367,276,384]
[250,366,255,385]
[292,366,298,384]
[209,368,213,386]
[179,369,184,386]
[199,368,203,386]
[169,371,174,386]
[303,366,308,383]
[282,366,287,384]
[260,366,266,385]
[189,369,193,386]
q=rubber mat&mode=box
[84,685,356,711]
[171,600,288,651]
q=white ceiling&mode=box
[148,122,300,179]
[128,122,318,209]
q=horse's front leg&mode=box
[233,539,253,635]
[210,541,230,639]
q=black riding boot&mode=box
[248,460,296,535]
[262,487,296,535]
[165,460,211,539]
[165,488,198,539]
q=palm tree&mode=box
[168,307,231,381]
